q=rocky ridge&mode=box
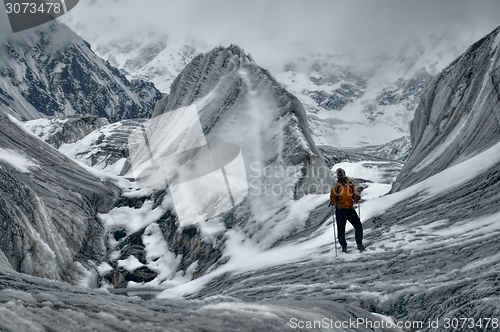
[393,26,500,191]
[24,116,109,149]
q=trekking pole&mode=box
[330,203,337,257]
[358,202,361,221]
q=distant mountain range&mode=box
[60,20,476,149]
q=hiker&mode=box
[330,168,364,252]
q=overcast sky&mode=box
[51,0,500,70]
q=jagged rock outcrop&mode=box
[375,68,433,120]
[306,72,367,111]
[393,26,500,191]
[343,136,412,163]
[0,112,119,283]
[50,118,146,174]
[0,21,163,122]
[24,116,109,149]
[109,228,158,288]
[156,209,223,279]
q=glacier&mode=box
[0,16,499,332]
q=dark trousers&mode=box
[335,207,363,248]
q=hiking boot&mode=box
[342,246,347,253]
[357,244,365,251]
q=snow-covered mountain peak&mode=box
[0,21,163,122]
[274,30,476,148]
[154,44,333,200]
[0,21,79,52]
[70,29,210,93]
[93,34,168,76]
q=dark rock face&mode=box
[0,22,164,122]
[25,116,109,149]
[56,118,146,174]
[110,228,158,288]
[157,209,223,279]
[0,112,119,283]
[111,266,158,288]
[307,74,366,111]
[377,68,433,111]
[393,26,500,191]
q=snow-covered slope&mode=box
[0,21,163,122]
[24,116,109,149]
[27,117,144,175]
[394,26,500,191]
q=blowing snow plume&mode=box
[153,45,334,199]
[129,103,248,226]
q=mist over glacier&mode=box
[60,1,500,148]
[60,0,500,74]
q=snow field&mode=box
[0,147,39,173]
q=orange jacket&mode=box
[330,178,358,209]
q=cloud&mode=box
[61,0,500,71]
